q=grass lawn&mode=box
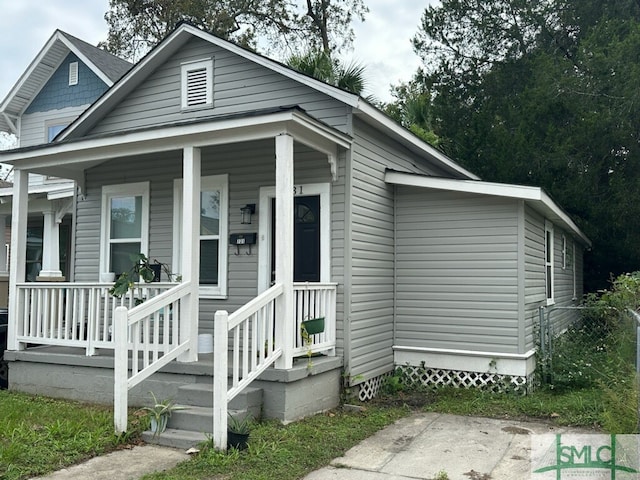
[2,380,635,480]
[0,391,146,480]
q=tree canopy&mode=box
[394,0,640,290]
[101,0,367,61]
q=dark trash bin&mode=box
[0,308,8,389]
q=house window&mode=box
[47,124,67,142]
[173,175,228,297]
[69,62,78,86]
[545,221,555,305]
[561,235,567,270]
[100,182,149,278]
[181,59,213,109]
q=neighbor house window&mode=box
[545,221,555,305]
[69,62,78,86]
[173,175,228,297]
[47,124,67,142]
[181,58,213,109]
[100,182,149,278]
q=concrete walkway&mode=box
[30,445,189,480]
[303,412,590,480]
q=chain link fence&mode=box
[537,304,639,431]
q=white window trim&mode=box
[99,182,150,279]
[180,58,213,110]
[69,61,78,86]
[561,234,567,270]
[545,221,555,306]
[257,182,331,294]
[173,174,228,298]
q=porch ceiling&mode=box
[0,107,352,181]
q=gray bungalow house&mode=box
[0,23,589,447]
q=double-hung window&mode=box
[173,175,228,297]
[544,221,555,305]
[100,183,149,278]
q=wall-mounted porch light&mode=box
[240,203,256,224]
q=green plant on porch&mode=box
[300,317,325,368]
[109,253,181,299]
[138,391,187,437]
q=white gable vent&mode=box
[181,59,213,109]
[69,62,79,86]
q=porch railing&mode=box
[14,282,176,355]
[212,281,337,450]
[113,281,193,433]
[293,282,337,357]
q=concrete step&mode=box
[141,428,208,450]
[178,383,262,415]
[168,406,251,432]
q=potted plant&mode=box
[109,253,181,299]
[227,414,252,450]
[300,316,325,336]
[139,392,187,437]
[300,317,324,368]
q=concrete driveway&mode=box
[303,412,594,480]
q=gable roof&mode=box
[385,169,591,247]
[0,30,131,134]
[58,23,478,181]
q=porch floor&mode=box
[4,345,343,383]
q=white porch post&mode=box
[275,133,294,370]
[36,208,63,279]
[8,170,28,351]
[0,215,8,275]
[179,146,201,362]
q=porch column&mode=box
[36,208,63,280]
[0,215,8,275]
[7,170,28,351]
[275,133,294,370]
[179,146,201,363]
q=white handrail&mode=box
[114,281,192,433]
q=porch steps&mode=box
[142,383,263,449]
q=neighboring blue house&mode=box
[0,23,590,449]
[0,30,131,283]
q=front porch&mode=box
[4,108,351,449]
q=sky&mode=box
[0,0,431,105]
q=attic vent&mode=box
[69,62,78,86]
[181,59,213,109]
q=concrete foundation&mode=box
[5,347,343,422]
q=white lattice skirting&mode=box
[358,367,534,401]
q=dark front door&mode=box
[271,195,321,283]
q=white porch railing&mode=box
[293,282,337,357]
[113,281,193,433]
[14,282,176,355]
[212,282,337,450]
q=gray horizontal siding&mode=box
[20,105,88,147]
[522,206,583,351]
[395,188,521,354]
[90,37,349,136]
[75,139,342,338]
[346,118,480,383]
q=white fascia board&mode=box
[0,31,63,116]
[58,36,113,87]
[356,102,480,180]
[3,110,352,171]
[386,171,591,247]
